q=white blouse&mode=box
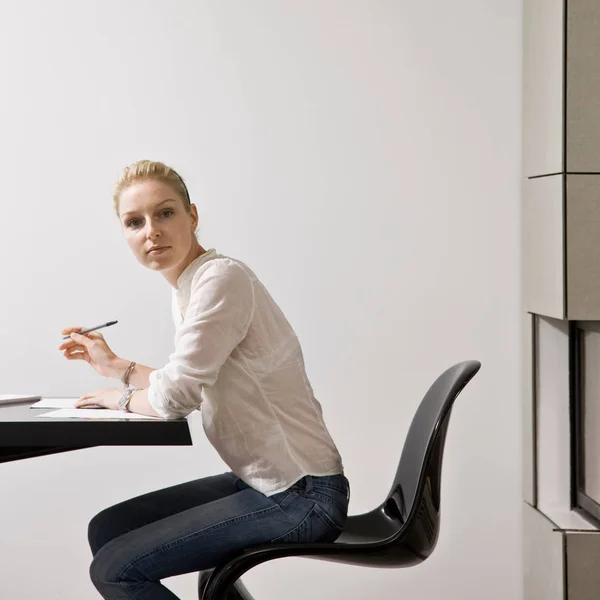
[148,249,344,496]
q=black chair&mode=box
[200,360,481,600]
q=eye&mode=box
[160,209,174,218]
[126,218,142,228]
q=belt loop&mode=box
[305,475,313,492]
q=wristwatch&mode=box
[117,387,135,412]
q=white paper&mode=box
[30,398,80,409]
[36,408,161,420]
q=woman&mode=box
[58,160,348,600]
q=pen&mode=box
[62,320,118,339]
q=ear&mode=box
[190,204,199,231]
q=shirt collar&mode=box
[176,248,217,291]
[173,248,218,320]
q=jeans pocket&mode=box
[312,504,344,542]
[308,489,348,517]
[270,505,317,543]
[270,503,344,544]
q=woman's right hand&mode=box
[58,327,122,379]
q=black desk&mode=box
[0,402,192,463]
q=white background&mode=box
[0,2,521,599]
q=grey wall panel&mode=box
[566,533,600,600]
[523,175,564,318]
[523,0,564,177]
[566,0,600,172]
[566,175,600,319]
[523,313,536,505]
[523,503,565,600]
[536,316,571,512]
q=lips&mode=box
[147,246,170,254]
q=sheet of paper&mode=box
[36,408,161,420]
[30,398,80,409]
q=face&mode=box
[118,179,200,282]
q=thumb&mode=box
[70,332,92,347]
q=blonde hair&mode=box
[113,160,191,215]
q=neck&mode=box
[164,242,207,288]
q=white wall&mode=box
[0,2,522,599]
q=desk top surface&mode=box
[0,401,192,447]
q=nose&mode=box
[145,219,161,240]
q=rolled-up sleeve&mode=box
[148,260,255,419]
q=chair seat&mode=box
[200,360,482,600]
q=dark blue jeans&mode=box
[88,472,350,599]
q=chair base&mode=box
[199,570,254,600]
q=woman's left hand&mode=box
[75,387,123,410]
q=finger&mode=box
[59,333,84,348]
[61,327,83,335]
[70,332,93,347]
[70,331,105,345]
[77,392,96,401]
[85,331,105,340]
[64,344,87,354]
[59,340,85,351]
[75,398,103,408]
[64,350,90,362]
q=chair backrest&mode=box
[384,360,481,557]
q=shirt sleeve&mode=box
[148,259,255,419]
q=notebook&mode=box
[0,394,42,406]
[29,398,79,409]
